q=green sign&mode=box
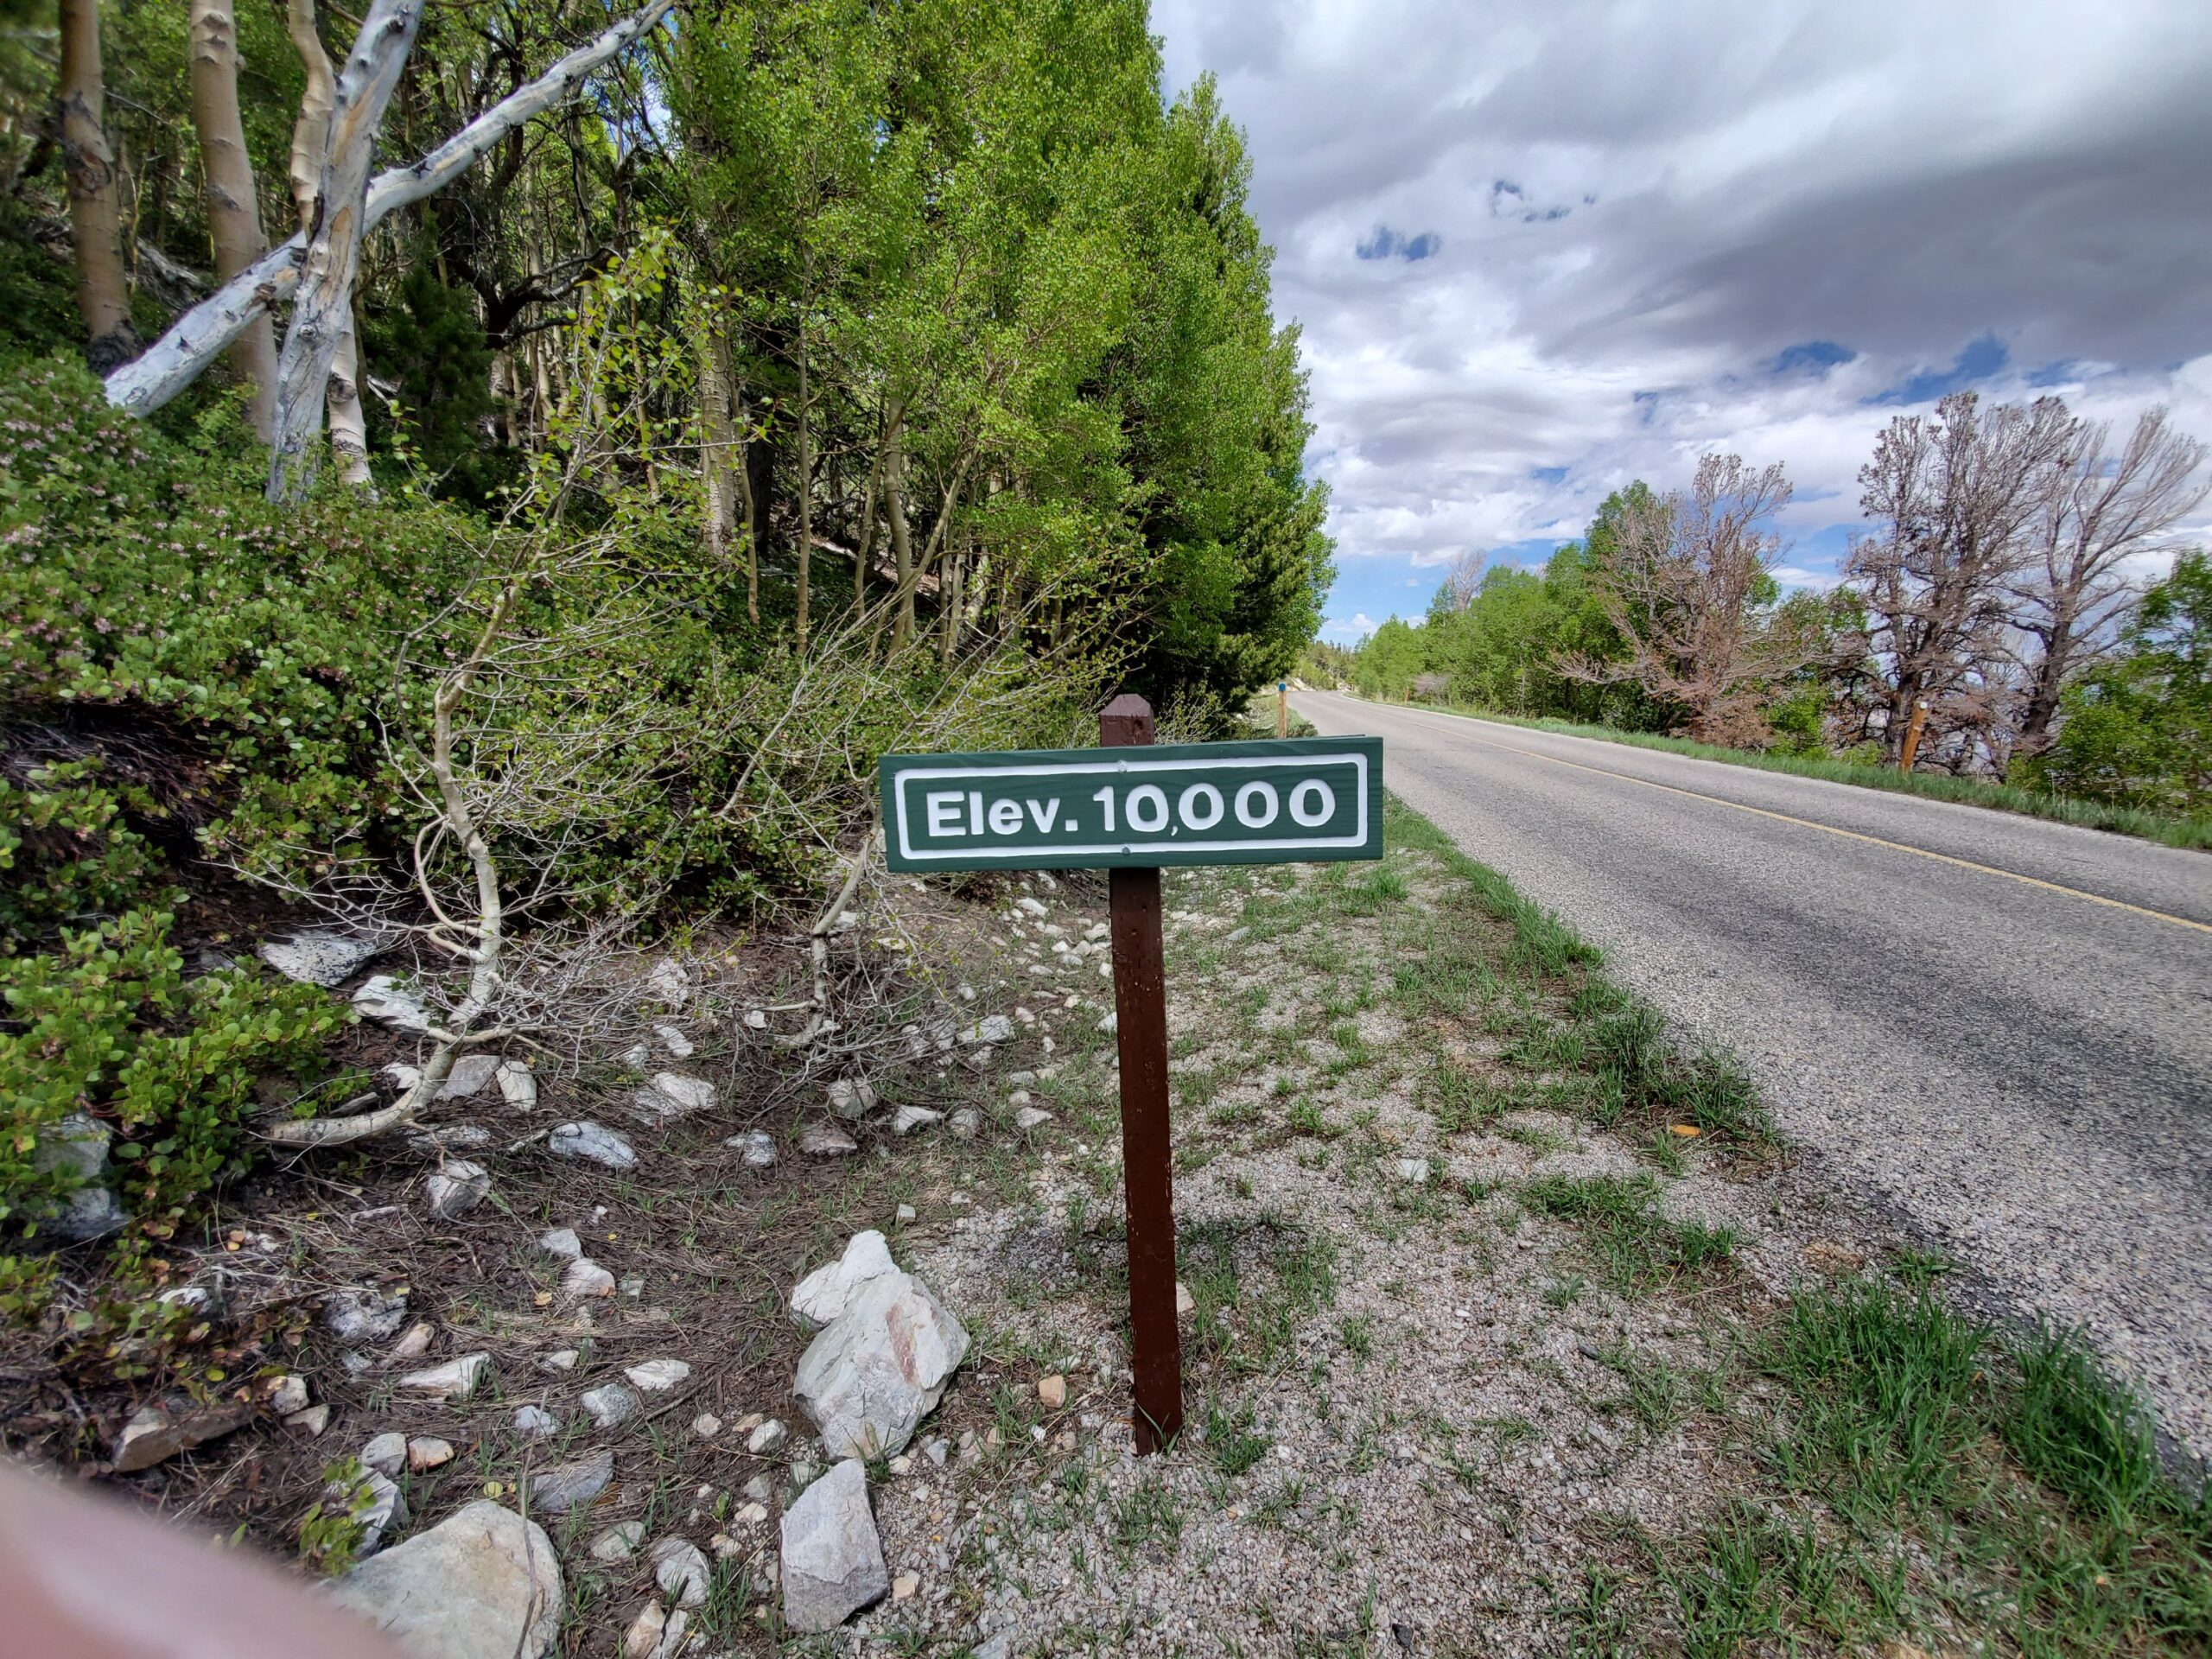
[879,736,1384,873]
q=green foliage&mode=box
[0,908,344,1233]
[2021,552,2212,815]
[297,1459,376,1576]
[363,261,516,505]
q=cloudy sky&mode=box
[1149,0,2212,643]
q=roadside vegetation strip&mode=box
[1364,792,2209,1656]
[1363,698,2212,853]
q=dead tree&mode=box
[56,0,137,372]
[188,0,278,438]
[1558,454,1807,747]
[2012,406,2209,754]
[1845,391,2078,766]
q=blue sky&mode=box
[1151,0,2212,644]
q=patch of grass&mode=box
[1114,1474,1185,1552]
[1385,698,2212,852]
[1522,1173,1738,1293]
[1205,1398,1271,1477]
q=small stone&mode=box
[890,1105,943,1135]
[626,1358,692,1393]
[622,1600,666,1659]
[1395,1157,1430,1185]
[645,959,691,1008]
[622,1042,651,1071]
[892,1570,919,1600]
[326,1287,410,1344]
[513,1405,558,1441]
[619,1275,645,1299]
[895,1203,916,1223]
[362,1432,408,1478]
[734,1501,769,1528]
[1015,896,1047,918]
[582,1382,642,1429]
[538,1226,582,1259]
[747,1419,787,1456]
[269,1374,310,1415]
[887,1454,912,1476]
[112,1402,251,1473]
[779,1459,890,1632]
[635,1072,715,1120]
[285,1404,332,1437]
[948,1109,980,1140]
[800,1122,859,1158]
[743,1008,768,1029]
[963,1014,1015,1046]
[437,1054,503,1100]
[650,1535,712,1607]
[1014,1107,1052,1131]
[426,1159,490,1219]
[353,975,433,1033]
[1037,1375,1067,1409]
[542,1349,580,1373]
[728,1129,777,1166]
[408,1436,457,1471]
[692,1413,721,1440]
[529,1448,614,1514]
[924,1440,949,1467]
[496,1058,537,1110]
[654,1023,696,1058]
[590,1521,645,1561]
[548,1122,637,1169]
[399,1352,489,1401]
[826,1077,879,1121]
[385,1321,435,1362]
[1096,1010,1118,1034]
[744,1475,774,1503]
[340,1468,410,1556]
[563,1257,616,1299]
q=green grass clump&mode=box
[1521,1173,1738,1292]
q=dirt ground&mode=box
[10,797,2152,1657]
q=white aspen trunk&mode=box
[327,319,374,490]
[266,0,422,502]
[734,385,760,623]
[105,0,676,418]
[188,0,276,438]
[698,324,736,565]
[887,432,915,648]
[57,0,137,372]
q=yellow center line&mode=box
[1360,702,2212,938]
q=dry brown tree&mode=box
[1558,453,1808,747]
[1845,391,2077,766]
[2012,405,2209,756]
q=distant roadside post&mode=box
[880,696,1384,1451]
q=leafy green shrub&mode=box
[0,908,344,1234]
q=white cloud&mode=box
[1153,0,2212,578]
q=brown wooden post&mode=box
[1277,680,1287,739]
[1898,697,1929,774]
[1100,693,1183,1452]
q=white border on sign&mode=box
[890,752,1371,865]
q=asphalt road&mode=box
[1294,690,2212,1463]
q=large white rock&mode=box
[398,1353,489,1401]
[327,1501,562,1659]
[790,1230,899,1329]
[779,1459,889,1633]
[258,929,387,988]
[794,1269,968,1459]
[548,1122,636,1169]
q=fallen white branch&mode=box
[103,0,676,417]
